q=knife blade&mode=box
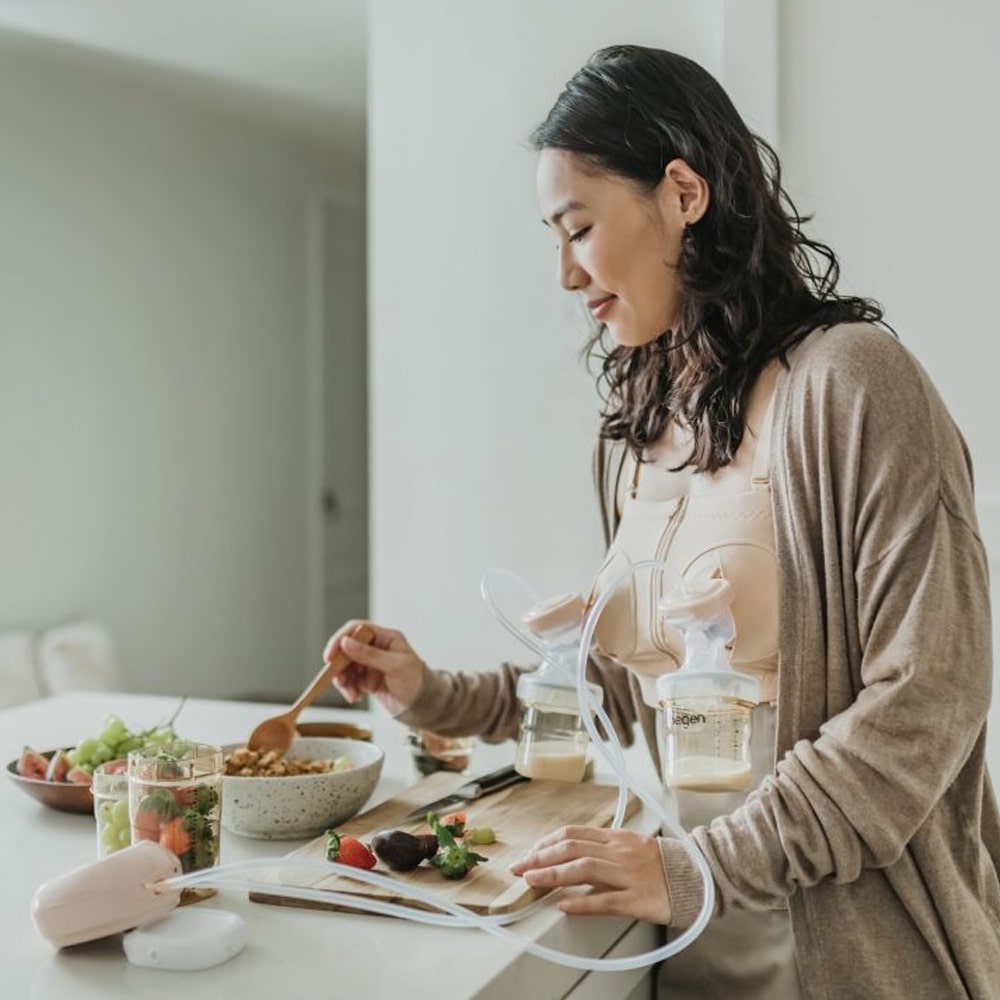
[402,763,529,821]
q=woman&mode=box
[326,46,1000,999]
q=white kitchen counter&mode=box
[1,692,664,1000]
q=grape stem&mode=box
[157,696,188,732]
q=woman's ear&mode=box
[661,158,710,225]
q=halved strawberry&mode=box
[174,785,197,809]
[132,809,162,843]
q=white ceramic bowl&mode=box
[221,737,383,840]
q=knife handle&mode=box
[470,764,528,795]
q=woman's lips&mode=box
[588,295,616,320]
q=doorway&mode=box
[305,190,369,682]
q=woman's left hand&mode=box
[509,826,671,923]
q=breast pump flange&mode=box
[655,577,761,794]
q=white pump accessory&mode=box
[655,577,760,707]
[32,841,182,948]
[123,908,246,971]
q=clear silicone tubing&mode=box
[574,559,716,961]
[479,568,548,661]
[156,562,714,973]
[162,857,545,928]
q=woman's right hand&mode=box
[324,620,428,717]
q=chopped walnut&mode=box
[223,746,338,777]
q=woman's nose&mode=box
[558,245,587,291]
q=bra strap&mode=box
[750,382,778,491]
[594,436,628,543]
[628,449,642,500]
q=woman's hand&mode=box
[324,620,428,717]
[509,826,672,923]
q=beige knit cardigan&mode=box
[398,324,1000,999]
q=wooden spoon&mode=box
[245,623,375,752]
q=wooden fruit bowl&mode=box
[6,750,94,814]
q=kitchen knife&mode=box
[402,764,529,821]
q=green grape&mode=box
[96,792,133,856]
[72,700,186,788]
[112,799,130,827]
[99,716,128,747]
[114,735,142,756]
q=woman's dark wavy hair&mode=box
[530,45,886,473]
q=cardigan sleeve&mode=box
[658,325,994,924]
[395,661,529,743]
[395,651,641,747]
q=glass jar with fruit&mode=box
[127,742,223,874]
[92,759,131,857]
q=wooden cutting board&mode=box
[248,769,638,915]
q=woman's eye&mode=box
[568,226,591,244]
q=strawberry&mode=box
[132,808,162,843]
[441,812,466,837]
[174,785,197,810]
[325,830,376,870]
[427,813,487,880]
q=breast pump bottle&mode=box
[655,578,760,792]
[514,594,604,783]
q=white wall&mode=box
[369,0,733,671]
[778,0,1000,776]
[0,33,363,699]
[370,0,1000,775]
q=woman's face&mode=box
[536,149,696,347]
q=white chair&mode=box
[37,621,123,695]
